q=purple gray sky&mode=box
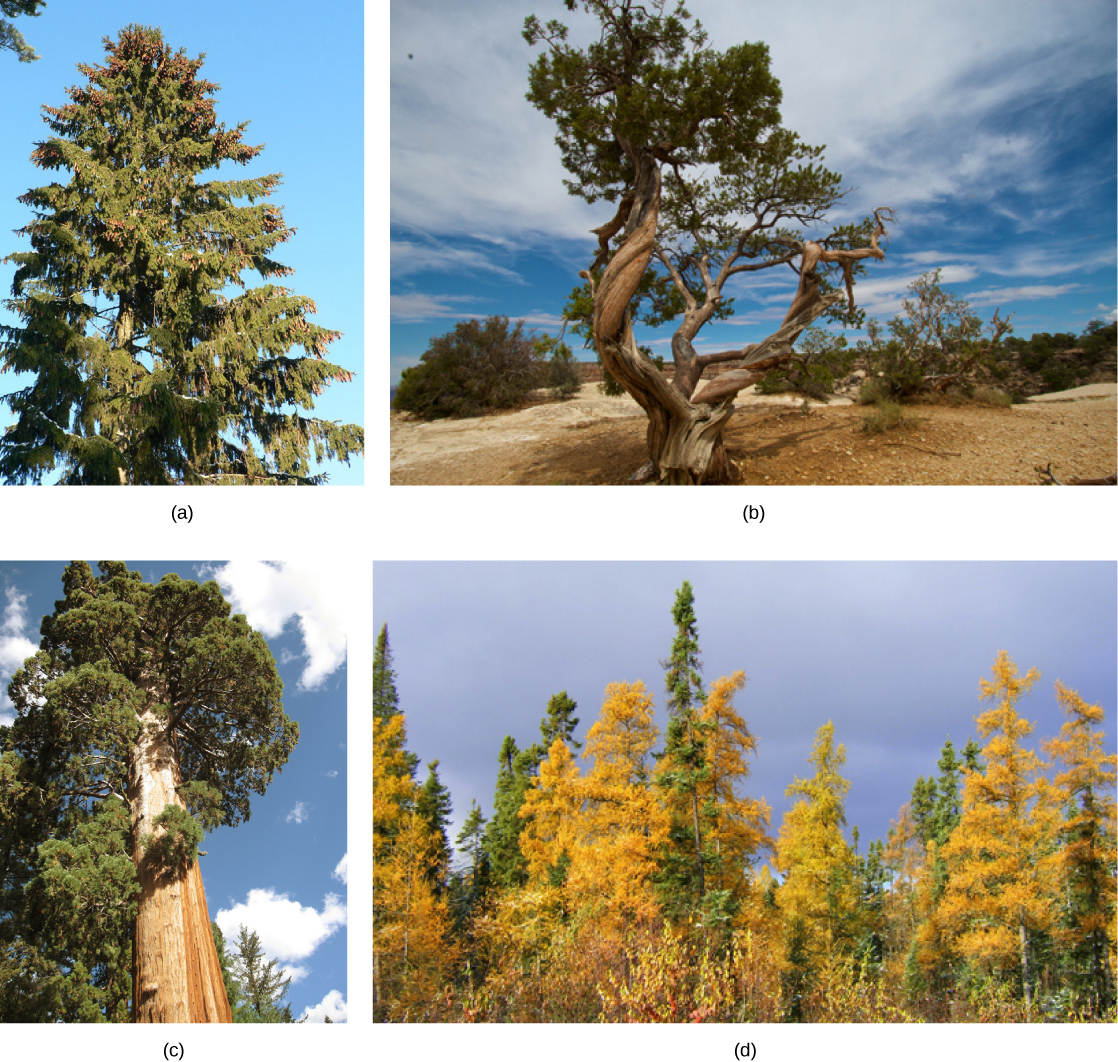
[373,561,1116,862]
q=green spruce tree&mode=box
[655,580,715,911]
[0,25,362,484]
[416,759,453,894]
[484,736,534,889]
[0,561,297,1022]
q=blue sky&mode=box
[0,560,350,1023]
[390,0,1117,389]
[1,0,364,484]
[373,561,1117,868]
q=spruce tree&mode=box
[484,736,534,889]
[0,561,297,1022]
[373,624,400,722]
[416,759,453,894]
[655,580,714,910]
[0,25,362,484]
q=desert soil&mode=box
[390,383,1117,486]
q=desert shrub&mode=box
[857,377,891,405]
[973,386,1013,407]
[861,398,905,434]
[535,335,582,399]
[862,270,1012,397]
[393,316,547,419]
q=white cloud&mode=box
[299,989,347,1024]
[390,292,486,322]
[966,283,1080,307]
[198,562,348,691]
[332,853,348,885]
[286,801,308,825]
[215,888,347,965]
[325,769,338,778]
[0,586,38,727]
[392,239,525,282]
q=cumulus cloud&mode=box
[299,989,347,1023]
[0,586,38,727]
[215,889,347,971]
[332,853,348,886]
[286,801,308,825]
[198,562,347,690]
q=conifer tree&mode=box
[940,652,1061,1017]
[484,736,534,889]
[0,25,362,484]
[774,721,858,966]
[230,925,294,1023]
[535,690,581,755]
[416,759,453,894]
[1043,681,1116,1014]
[373,624,400,722]
[576,681,667,922]
[655,580,714,910]
[0,561,295,1022]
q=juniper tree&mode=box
[525,0,892,482]
[0,561,297,1022]
[0,25,362,484]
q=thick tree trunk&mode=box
[129,710,232,1022]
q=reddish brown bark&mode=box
[129,709,232,1023]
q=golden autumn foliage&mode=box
[375,644,1114,1024]
[697,672,773,897]
[775,721,858,963]
[939,653,1061,1007]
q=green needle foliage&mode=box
[0,561,298,1021]
[0,25,363,484]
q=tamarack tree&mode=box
[0,25,363,484]
[0,562,297,1022]
[525,0,892,483]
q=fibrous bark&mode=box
[129,709,231,1023]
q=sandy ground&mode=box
[390,383,1117,486]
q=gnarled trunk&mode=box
[588,170,893,483]
[129,710,231,1022]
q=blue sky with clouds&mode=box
[390,0,1116,388]
[1,0,364,484]
[373,561,1117,867]
[0,560,349,1023]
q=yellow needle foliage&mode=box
[577,681,670,923]
[518,737,583,886]
[698,672,772,896]
[774,720,858,961]
[939,653,1061,991]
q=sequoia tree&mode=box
[0,25,363,484]
[525,0,892,482]
[0,561,297,1022]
